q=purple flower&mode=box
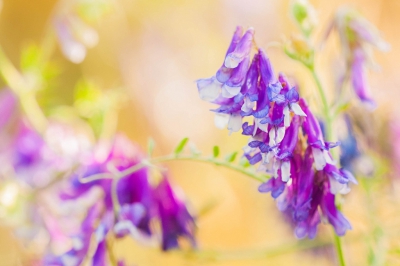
[196,27,354,239]
[45,202,104,266]
[197,27,255,133]
[197,26,254,101]
[62,134,154,234]
[275,75,306,127]
[154,177,196,251]
[114,203,150,241]
[299,98,336,170]
[351,49,376,109]
[331,8,389,108]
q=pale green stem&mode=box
[308,66,332,141]
[80,154,269,185]
[0,46,48,134]
[333,232,346,266]
[81,154,269,217]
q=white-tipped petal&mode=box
[281,161,291,182]
[269,128,276,146]
[222,85,241,98]
[197,78,221,101]
[224,54,240,68]
[276,127,286,144]
[312,147,326,170]
[324,150,335,164]
[214,113,229,129]
[329,179,351,194]
[227,114,242,133]
[241,97,255,112]
[283,106,290,127]
[291,103,307,116]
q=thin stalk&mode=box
[80,154,269,185]
[150,155,268,183]
[333,232,346,266]
[0,46,48,134]
[309,66,332,141]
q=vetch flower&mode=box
[299,98,336,170]
[197,26,254,101]
[196,26,354,238]
[154,177,196,251]
[62,134,154,233]
[330,8,389,108]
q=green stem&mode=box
[0,46,48,134]
[150,155,268,183]
[82,154,269,219]
[333,232,346,266]
[80,154,269,185]
[309,66,332,141]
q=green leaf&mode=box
[147,138,155,157]
[174,138,189,155]
[225,151,237,162]
[212,146,220,158]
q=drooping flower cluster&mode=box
[329,8,389,108]
[46,134,196,265]
[197,26,355,238]
[0,89,96,254]
[0,88,195,264]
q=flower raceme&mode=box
[46,135,196,265]
[330,8,389,109]
[197,26,355,238]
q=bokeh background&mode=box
[0,0,400,265]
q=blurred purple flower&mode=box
[331,8,389,108]
[154,177,196,251]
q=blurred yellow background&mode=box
[0,0,400,265]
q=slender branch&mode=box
[0,46,48,134]
[309,67,332,141]
[79,154,269,186]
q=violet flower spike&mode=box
[197,26,251,102]
[224,27,255,68]
[154,177,196,251]
[299,98,335,170]
[331,8,389,109]
[276,115,301,182]
[351,48,376,109]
